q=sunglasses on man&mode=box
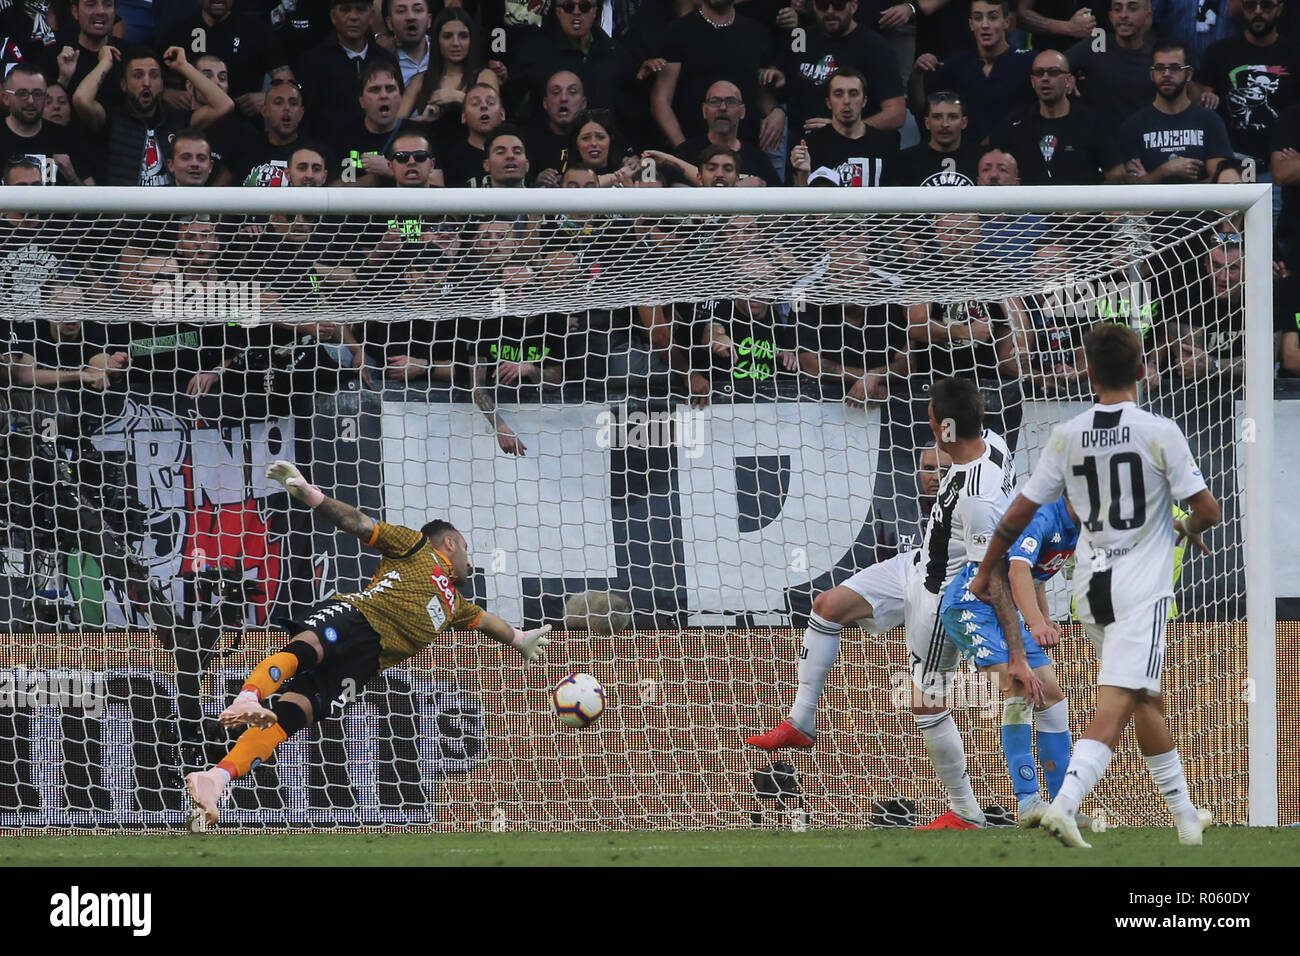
[558,1,595,13]
[389,150,433,164]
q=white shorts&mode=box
[839,550,915,633]
[904,565,959,693]
[1083,597,1173,695]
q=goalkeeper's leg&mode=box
[219,632,324,729]
[186,692,314,830]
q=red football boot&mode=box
[916,809,983,830]
[745,720,814,750]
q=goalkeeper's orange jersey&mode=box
[336,521,485,669]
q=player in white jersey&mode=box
[746,445,952,751]
[970,324,1221,848]
[907,377,1045,829]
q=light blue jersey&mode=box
[1009,496,1079,582]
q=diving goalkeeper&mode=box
[184,461,553,830]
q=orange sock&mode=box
[241,651,302,700]
[217,724,288,781]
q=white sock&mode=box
[235,689,260,705]
[917,709,984,821]
[1145,748,1196,821]
[213,767,232,786]
[1052,738,1113,816]
[787,612,842,736]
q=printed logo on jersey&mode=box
[324,626,338,643]
[1019,536,1039,554]
[800,53,838,86]
[834,157,884,187]
[140,129,168,186]
[1036,550,1073,576]
[245,160,290,188]
[431,569,456,605]
[1038,134,1058,164]
[920,169,975,186]
[1225,63,1289,131]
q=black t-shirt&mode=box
[526,119,568,178]
[9,317,122,422]
[1198,34,1300,163]
[327,120,405,182]
[989,103,1120,184]
[676,134,781,185]
[0,119,89,184]
[684,298,795,391]
[927,46,1036,143]
[200,112,261,183]
[40,32,123,107]
[229,133,301,187]
[0,0,57,65]
[1275,274,1300,377]
[363,318,459,366]
[802,123,898,186]
[909,300,1015,382]
[157,10,288,99]
[439,136,489,187]
[10,318,120,369]
[125,321,226,381]
[0,215,88,318]
[463,312,570,367]
[891,140,980,185]
[1118,103,1234,172]
[794,302,901,373]
[659,10,774,144]
[1063,33,1156,128]
[1273,103,1300,246]
[776,24,905,137]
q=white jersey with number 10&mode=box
[1020,400,1208,624]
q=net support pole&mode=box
[1243,192,1278,827]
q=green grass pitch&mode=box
[3,827,1296,867]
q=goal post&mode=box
[0,183,1280,830]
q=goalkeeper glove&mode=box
[511,624,552,665]
[266,460,325,507]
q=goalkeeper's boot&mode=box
[219,696,278,730]
[917,809,984,830]
[1018,796,1051,829]
[185,769,226,832]
[745,720,814,750]
[1176,808,1213,847]
[1041,803,1092,848]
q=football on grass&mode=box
[563,590,632,634]
[550,673,606,729]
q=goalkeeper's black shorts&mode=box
[278,600,382,721]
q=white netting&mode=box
[0,188,1271,830]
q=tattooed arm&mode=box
[266,460,376,541]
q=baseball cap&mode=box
[808,166,841,187]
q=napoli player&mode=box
[995,495,1081,824]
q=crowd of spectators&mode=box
[0,0,1297,459]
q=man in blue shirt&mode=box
[1112,40,1233,181]
[912,0,1035,142]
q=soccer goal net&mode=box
[0,185,1281,831]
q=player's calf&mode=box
[748,586,875,747]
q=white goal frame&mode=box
[0,182,1278,827]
